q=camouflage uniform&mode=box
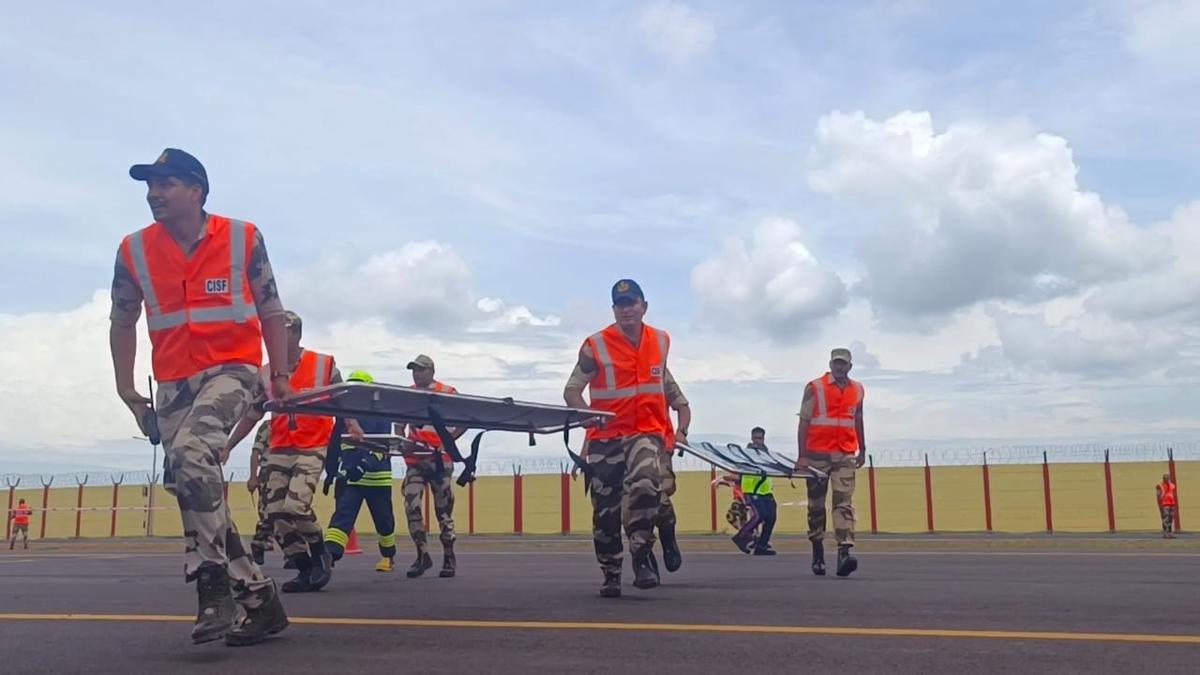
[402,459,455,553]
[249,423,275,558]
[805,453,858,546]
[593,433,663,575]
[264,450,327,558]
[156,364,273,607]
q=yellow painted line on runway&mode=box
[0,613,1197,645]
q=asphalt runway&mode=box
[1,536,1197,674]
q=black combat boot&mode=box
[225,581,290,647]
[836,545,858,577]
[281,553,314,593]
[250,545,266,566]
[191,564,237,644]
[308,541,333,590]
[659,521,682,572]
[439,543,456,578]
[599,571,621,598]
[632,550,660,590]
[406,550,433,578]
[811,540,826,576]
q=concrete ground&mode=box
[1,534,1197,674]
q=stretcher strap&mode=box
[427,404,478,486]
[563,418,591,496]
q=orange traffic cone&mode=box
[346,528,363,555]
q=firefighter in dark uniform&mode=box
[322,370,399,573]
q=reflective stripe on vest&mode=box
[12,507,32,526]
[1160,482,1177,506]
[806,374,863,453]
[585,323,671,441]
[122,215,262,380]
[269,350,335,451]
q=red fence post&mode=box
[1042,451,1054,534]
[1168,447,1182,533]
[709,466,717,534]
[4,476,18,540]
[1103,449,1116,533]
[923,453,934,533]
[468,479,476,535]
[74,473,88,538]
[982,452,993,532]
[39,475,54,539]
[110,474,123,538]
[560,467,570,535]
[868,454,879,534]
[513,466,523,535]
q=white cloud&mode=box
[0,291,152,449]
[636,1,715,65]
[471,297,562,333]
[985,305,1179,377]
[280,241,556,334]
[807,110,1154,323]
[1087,202,1200,321]
[1124,0,1200,78]
[691,218,849,340]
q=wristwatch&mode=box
[270,370,289,381]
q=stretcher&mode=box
[263,382,613,485]
[676,441,828,482]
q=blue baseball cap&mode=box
[611,279,645,304]
[130,148,209,193]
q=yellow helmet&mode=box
[347,369,374,383]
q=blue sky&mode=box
[3,1,1200,473]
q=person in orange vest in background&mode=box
[1157,473,1179,539]
[795,347,866,578]
[227,311,363,592]
[401,354,465,579]
[8,498,32,550]
[109,148,289,646]
[564,278,689,598]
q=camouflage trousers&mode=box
[263,450,325,558]
[402,460,455,553]
[250,481,275,554]
[1161,505,1177,534]
[805,452,858,547]
[656,450,677,529]
[589,433,662,575]
[156,364,271,608]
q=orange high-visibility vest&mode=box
[584,323,671,442]
[119,215,262,381]
[407,381,457,466]
[1160,481,1178,507]
[269,350,336,452]
[805,373,864,454]
[12,506,31,526]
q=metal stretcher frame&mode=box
[677,441,828,481]
[264,382,612,433]
[349,434,438,459]
[264,382,614,486]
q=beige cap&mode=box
[830,347,852,363]
[406,354,435,370]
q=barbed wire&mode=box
[2,441,1194,487]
